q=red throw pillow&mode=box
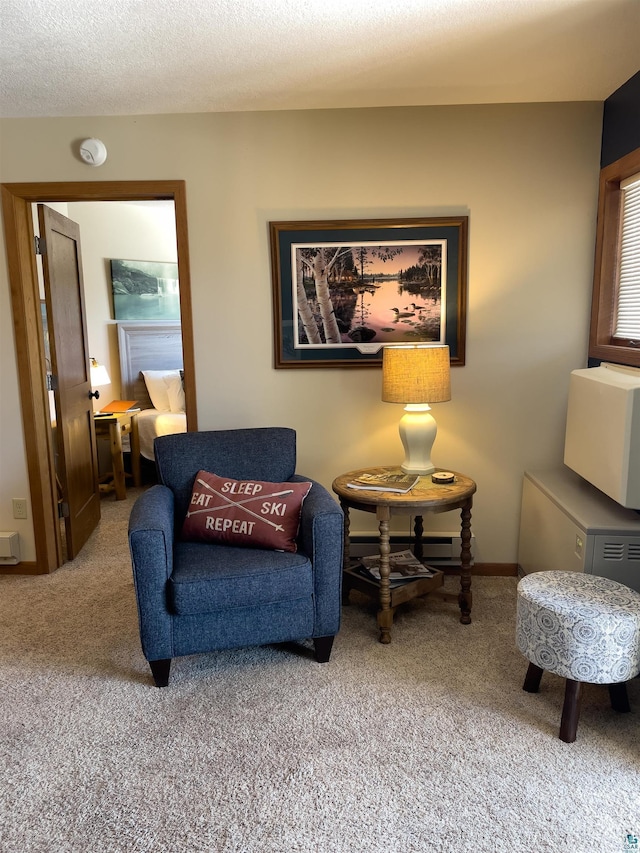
[181,470,312,552]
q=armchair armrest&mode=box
[293,476,344,637]
[128,484,176,661]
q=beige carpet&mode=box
[1,489,638,853]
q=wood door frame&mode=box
[1,180,197,574]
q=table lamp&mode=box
[382,344,451,474]
[89,357,111,389]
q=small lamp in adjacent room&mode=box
[382,344,451,474]
[89,357,111,390]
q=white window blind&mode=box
[614,171,640,339]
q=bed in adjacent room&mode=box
[117,321,187,462]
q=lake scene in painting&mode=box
[293,241,445,351]
[110,259,180,321]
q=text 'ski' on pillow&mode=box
[181,470,312,552]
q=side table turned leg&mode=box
[413,515,424,561]
[459,500,473,624]
[340,501,351,606]
[377,508,393,644]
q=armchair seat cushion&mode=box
[169,541,313,616]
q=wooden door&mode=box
[38,205,101,558]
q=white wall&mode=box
[0,103,603,565]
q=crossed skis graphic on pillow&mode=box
[186,477,295,533]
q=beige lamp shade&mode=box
[382,345,451,404]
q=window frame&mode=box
[589,146,640,366]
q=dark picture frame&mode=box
[110,259,180,321]
[269,217,468,368]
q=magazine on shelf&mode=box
[346,472,420,493]
[355,549,437,585]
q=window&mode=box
[589,146,640,366]
[613,171,640,338]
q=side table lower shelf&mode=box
[343,564,445,610]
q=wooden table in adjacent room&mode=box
[93,410,141,500]
[332,466,477,643]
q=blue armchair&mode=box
[128,427,344,686]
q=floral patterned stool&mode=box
[516,571,640,742]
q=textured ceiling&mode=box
[1,0,639,118]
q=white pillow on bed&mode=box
[142,369,183,412]
[166,374,186,413]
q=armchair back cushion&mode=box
[154,427,297,524]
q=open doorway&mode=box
[1,181,197,574]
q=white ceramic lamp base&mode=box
[398,404,437,474]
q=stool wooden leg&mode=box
[523,662,544,693]
[608,682,631,713]
[559,678,582,743]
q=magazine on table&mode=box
[355,549,437,585]
[346,472,420,493]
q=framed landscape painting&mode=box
[269,217,468,368]
[110,259,180,321]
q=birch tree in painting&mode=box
[418,245,442,293]
[295,251,322,344]
[298,245,404,344]
[299,248,344,344]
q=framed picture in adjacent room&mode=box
[269,216,468,368]
[110,259,180,321]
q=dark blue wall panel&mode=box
[601,70,640,167]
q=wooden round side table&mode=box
[332,466,477,643]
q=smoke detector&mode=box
[79,138,107,167]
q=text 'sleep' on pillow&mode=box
[181,470,312,552]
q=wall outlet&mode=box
[12,498,28,520]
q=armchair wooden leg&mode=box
[608,682,631,713]
[313,636,335,663]
[149,658,171,687]
[559,678,582,743]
